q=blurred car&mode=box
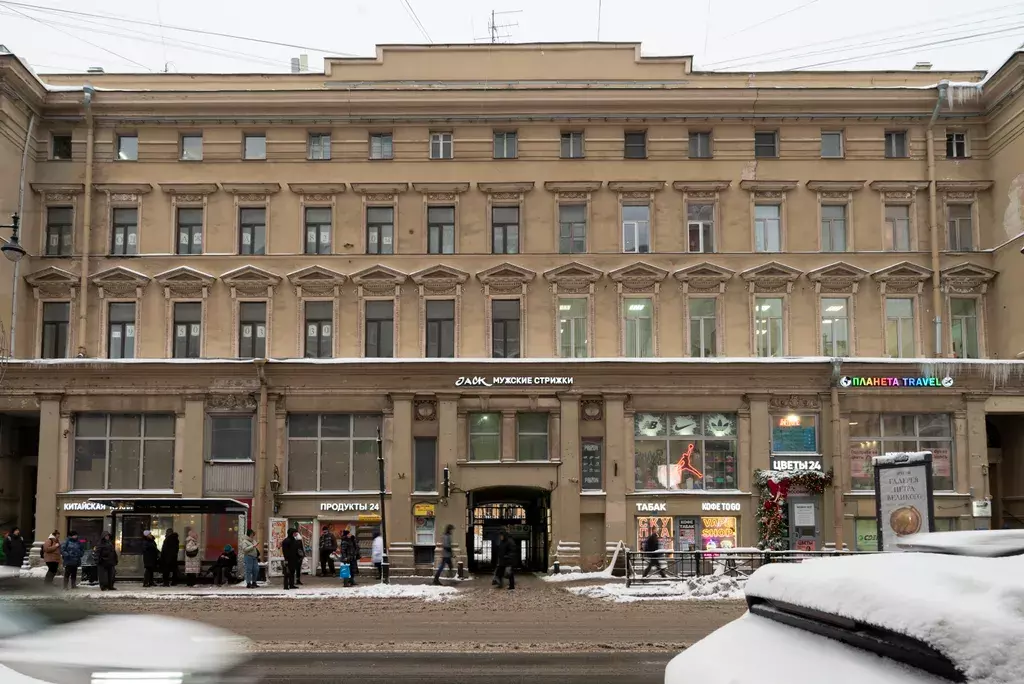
[665,530,1024,684]
[0,575,255,684]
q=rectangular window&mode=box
[51,134,72,160]
[558,297,588,358]
[634,413,738,491]
[687,203,714,253]
[885,204,911,251]
[517,413,549,461]
[491,299,521,359]
[689,298,717,358]
[772,415,818,454]
[688,131,712,159]
[946,204,973,251]
[304,301,333,359]
[950,298,979,359]
[45,206,73,256]
[820,204,847,252]
[425,299,455,358]
[304,207,332,255]
[364,300,394,358]
[286,414,381,491]
[624,130,647,159]
[73,413,175,490]
[427,206,456,254]
[429,132,453,159]
[41,301,70,359]
[885,131,908,158]
[238,301,267,359]
[180,134,203,161]
[243,134,266,160]
[117,134,138,161]
[754,131,778,158]
[238,207,266,255]
[208,415,254,462]
[370,133,394,160]
[623,297,653,358]
[173,302,202,359]
[558,204,587,254]
[820,131,844,158]
[622,205,651,253]
[110,207,138,256]
[307,133,331,160]
[849,414,954,491]
[946,131,968,159]
[754,204,781,252]
[755,297,784,357]
[366,206,394,255]
[885,298,915,358]
[468,413,500,461]
[820,297,850,356]
[493,131,517,159]
[176,207,203,255]
[491,206,519,254]
[413,437,437,493]
[107,302,136,359]
[561,131,584,159]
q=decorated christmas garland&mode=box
[754,468,834,550]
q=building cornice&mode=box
[287,183,347,195]
[159,183,219,195]
[220,182,281,195]
[411,182,471,195]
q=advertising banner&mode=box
[700,516,737,551]
[873,451,936,552]
[636,516,673,551]
[268,517,287,577]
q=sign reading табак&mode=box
[636,502,667,512]
[455,376,574,388]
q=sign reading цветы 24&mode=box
[455,376,574,387]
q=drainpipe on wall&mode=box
[830,358,845,550]
[926,80,949,358]
[11,113,36,357]
[76,85,95,357]
[254,358,269,545]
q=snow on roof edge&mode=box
[872,451,931,466]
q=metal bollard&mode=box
[553,560,560,574]
[457,561,465,579]
[381,554,390,584]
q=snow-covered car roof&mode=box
[744,551,1024,683]
[896,529,1024,557]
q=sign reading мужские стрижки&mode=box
[839,376,955,388]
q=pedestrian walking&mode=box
[95,531,118,591]
[371,531,384,580]
[293,530,306,586]
[60,530,84,589]
[142,531,160,587]
[2,527,26,568]
[160,528,180,587]
[184,527,200,587]
[641,531,667,579]
[339,529,358,587]
[240,529,260,588]
[432,524,455,585]
[42,531,61,584]
[493,530,516,591]
[281,527,300,590]
[318,527,337,578]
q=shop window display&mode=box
[634,413,738,490]
[320,520,377,565]
[848,413,954,492]
[636,515,673,551]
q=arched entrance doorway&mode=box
[466,486,551,573]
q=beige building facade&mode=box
[0,43,1023,573]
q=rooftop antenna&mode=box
[597,0,602,40]
[480,9,521,43]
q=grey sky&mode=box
[1,0,1022,75]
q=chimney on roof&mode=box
[87,66,104,74]
[290,53,308,73]
[913,62,932,71]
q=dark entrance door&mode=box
[466,486,551,573]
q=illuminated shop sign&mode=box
[63,502,109,511]
[839,376,954,388]
[636,502,667,512]
[771,457,823,472]
[701,502,741,512]
[319,502,381,513]
[455,376,574,388]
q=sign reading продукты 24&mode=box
[839,376,954,388]
[455,376,574,387]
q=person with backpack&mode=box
[60,530,84,589]
[42,531,61,584]
[183,527,200,587]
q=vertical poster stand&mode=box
[268,517,288,577]
[873,451,936,552]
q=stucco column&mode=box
[604,394,628,558]
[437,395,466,564]
[388,394,414,569]
[552,395,581,568]
[30,395,63,563]
[747,395,771,548]
[965,396,990,530]
[181,398,206,498]
[252,393,278,543]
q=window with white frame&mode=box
[623,297,654,358]
[493,131,517,159]
[176,207,203,255]
[370,133,393,160]
[238,207,266,255]
[286,414,382,491]
[687,203,714,253]
[180,134,203,161]
[849,414,954,491]
[946,204,973,251]
[429,132,453,159]
[884,131,908,158]
[885,298,915,358]
[755,297,784,357]
[173,301,202,359]
[238,301,267,359]
[468,412,500,461]
[561,131,584,158]
[45,207,73,256]
[110,208,138,256]
[73,413,175,490]
[304,207,332,255]
[820,204,847,252]
[689,298,717,358]
[559,204,586,253]
[754,204,781,252]
[622,205,651,253]
[517,413,549,461]
[307,132,331,160]
[304,300,333,359]
[491,206,519,254]
[427,206,456,254]
[820,297,850,356]
[884,204,911,251]
[107,302,136,359]
[208,415,254,461]
[821,131,844,158]
[558,297,588,358]
[945,131,968,159]
[41,301,70,359]
[950,298,979,359]
[366,206,394,255]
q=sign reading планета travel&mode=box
[455,376,574,387]
[839,376,954,388]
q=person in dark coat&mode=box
[318,528,337,578]
[641,531,667,579]
[141,531,160,587]
[493,530,517,591]
[95,531,118,591]
[2,527,27,568]
[160,528,180,587]
[60,531,84,589]
[433,524,455,585]
[281,528,300,590]
[339,529,358,587]
[212,544,238,586]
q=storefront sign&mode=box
[772,415,818,453]
[792,503,816,527]
[771,457,823,472]
[700,516,737,551]
[413,503,436,517]
[454,376,574,388]
[63,502,110,511]
[971,500,992,518]
[839,376,954,389]
[319,502,381,513]
[635,502,667,512]
[855,518,878,552]
[873,451,936,552]
[700,502,741,512]
[636,516,673,551]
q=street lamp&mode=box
[1,213,26,263]
[376,426,390,584]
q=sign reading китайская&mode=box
[839,376,954,388]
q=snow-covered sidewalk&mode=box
[539,570,616,583]
[567,576,746,603]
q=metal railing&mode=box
[624,549,864,587]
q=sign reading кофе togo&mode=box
[455,376,574,387]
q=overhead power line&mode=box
[721,0,822,39]
[400,0,433,42]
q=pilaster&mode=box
[181,398,206,498]
[31,395,62,562]
[604,394,628,555]
[552,394,582,568]
[965,395,991,529]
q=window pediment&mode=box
[287,265,347,297]
[543,262,603,294]
[411,182,471,196]
[31,183,84,203]
[24,266,79,299]
[350,182,409,203]
[609,261,668,294]
[95,183,153,203]
[940,262,997,294]
[673,262,734,293]
[158,183,219,198]
[740,262,802,293]
[805,181,866,193]
[543,181,603,194]
[219,183,281,196]
[739,180,799,196]
[477,182,535,195]
[936,181,993,193]
[806,261,869,294]
[221,265,281,298]
[154,266,216,299]
[90,266,151,298]
[287,183,347,195]
[868,180,928,202]
[412,264,470,295]
[872,261,932,294]
[351,265,407,296]
[477,262,536,295]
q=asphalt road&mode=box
[252,651,675,683]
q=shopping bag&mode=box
[339,564,351,579]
